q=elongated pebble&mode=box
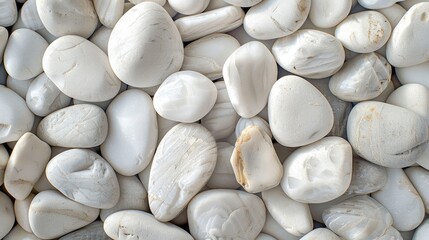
[14,193,35,233]
[404,167,429,213]
[29,190,100,239]
[59,221,110,240]
[0,191,14,239]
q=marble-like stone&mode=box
[300,228,341,240]
[235,116,272,139]
[0,144,8,186]
[0,0,17,27]
[14,193,35,233]
[309,0,352,28]
[0,191,14,239]
[168,0,209,15]
[21,0,43,30]
[206,142,240,189]
[59,221,110,240]
[93,0,123,28]
[347,157,388,195]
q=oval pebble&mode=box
[272,29,345,79]
[268,75,334,147]
[188,189,266,240]
[223,0,262,7]
[59,221,110,240]
[309,0,352,28]
[223,41,277,118]
[359,0,403,9]
[93,0,123,28]
[149,123,217,222]
[153,71,217,123]
[21,0,43,30]
[109,2,183,88]
[29,190,99,239]
[0,191,14,239]
[46,149,120,209]
[0,0,17,27]
[300,228,341,240]
[206,142,240,189]
[3,225,40,240]
[404,167,429,213]
[14,193,35,233]
[235,116,272,139]
[0,144,8,186]
[104,210,193,240]
[396,61,429,89]
[347,157,388,195]
[413,219,429,240]
[43,35,121,102]
[168,0,209,15]
[37,104,108,148]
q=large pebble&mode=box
[396,61,429,89]
[26,73,71,117]
[372,168,425,231]
[93,0,123,28]
[300,228,341,240]
[272,29,345,79]
[0,144,9,186]
[149,123,217,221]
[404,167,429,213]
[46,149,120,209]
[104,210,193,240]
[206,142,240,189]
[0,0,17,27]
[243,0,311,40]
[329,52,392,102]
[262,186,313,236]
[323,195,393,239]
[347,101,428,168]
[181,33,240,80]
[101,90,158,176]
[335,11,391,53]
[59,221,110,240]
[21,0,43,30]
[4,28,47,80]
[29,190,99,239]
[309,0,352,28]
[175,6,244,42]
[231,125,283,193]
[43,35,121,102]
[188,189,266,240]
[386,3,429,67]
[109,2,183,88]
[153,71,217,123]
[14,193,35,233]
[0,191,14,239]
[281,137,352,203]
[4,132,51,200]
[223,41,277,118]
[268,75,334,147]
[37,104,108,148]
[347,157,388,195]
[36,0,98,38]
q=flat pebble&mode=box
[43,35,121,102]
[0,0,17,27]
[153,71,217,123]
[0,191,14,239]
[405,167,429,213]
[14,193,35,233]
[101,89,158,176]
[347,101,428,168]
[93,0,124,28]
[323,195,393,239]
[300,228,341,240]
[281,137,352,203]
[149,123,217,221]
[37,104,108,148]
[104,210,193,240]
[346,157,388,195]
[309,0,352,28]
[168,0,209,15]
[273,29,345,79]
[268,75,334,147]
[59,221,110,240]
[206,142,240,189]
[188,189,266,240]
[29,190,100,239]
[109,2,183,88]
[224,41,277,118]
[4,132,51,200]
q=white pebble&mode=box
[206,142,240,189]
[413,219,429,240]
[20,0,43,30]
[347,157,388,195]
[358,0,404,9]
[0,0,17,27]
[300,228,341,240]
[396,61,429,89]
[404,167,429,213]
[14,193,34,233]
[0,191,14,239]
[93,0,124,28]
[235,116,272,139]
[309,0,352,28]
[0,145,8,186]
[223,0,262,7]
[168,0,209,15]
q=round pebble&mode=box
[0,191,15,239]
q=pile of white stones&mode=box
[1,0,429,239]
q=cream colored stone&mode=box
[309,0,352,28]
[0,191,14,239]
[3,225,41,240]
[14,193,34,233]
[206,142,240,189]
[301,228,341,240]
[168,0,209,15]
[0,144,8,186]
[21,0,43,30]
[0,0,17,27]
[347,157,387,195]
[93,0,124,28]
[59,221,109,240]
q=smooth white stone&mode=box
[129,0,166,5]
[404,167,429,213]
[21,0,43,30]
[372,168,425,231]
[335,11,391,53]
[201,81,240,140]
[347,157,388,195]
[188,189,266,240]
[309,0,352,28]
[14,193,34,233]
[262,186,312,236]
[36,27,57,43]
[206,142,240,189]
[163,2,177,17]
[231,125,283,193]
[37,104,108,148]
[59,221,110,240]
[4,132,50,200]
[268,75,334,147]
[243,0,311,40]
[46,149,120,209]
[36,0,98,38]
[272,29,345,79]
[104,210,193,240]
[375,226,403,240]
[347,101,428,168]
[370,78,396,102]
[3,225,41,240]
[323,195,393,239]
[4,28,47,80]
[262,211,300,240]
[153,71,217,123]
[396,61,429,89]
[309,194,355,223]
[0,0,17,27]
[301,228,341,240]
[228,25,276,49]
[329,52,392,102]
[281,137,352,203]
[89,26,111,54]
[0,144,8,186]
[386,83,429,119]
[156,115,178,144]
[29,190,100,239]
[109,2,183,88]
[359,0,404,9]
[175,6,244,42]
[0,26,7,64]
[223,41,277,118]
[400,0,427,10]
[6,76,32,98]
[256,233,277,240]
[11,7,25,31]
[93,0,123,28]
[300,18,336,35]
[235,116,272,139]
[43,35,121,102]
[26,73,71,117]
[377,4,407,28]
[413,219,429,240]
[168,0,209,15]
[182,33,240,80]
[0,191,14,239]
[149,123,217,222]
[386,3,429,67]
[101,90,158,176]
[33,170,55,193]
[223,0,262,7]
